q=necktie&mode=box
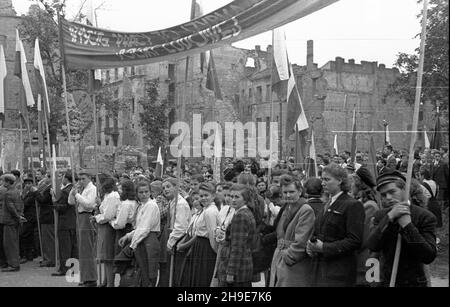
[323,198,332,216]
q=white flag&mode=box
[0,45,6,115]
[424,130,430,149]
[333,134,339,155]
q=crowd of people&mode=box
[0,144,447,287]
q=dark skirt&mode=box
[179,237,217,287]
[115,224,134,257]
[97,223,116,262]
[134,232,160,283]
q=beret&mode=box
[356,167,376,188]
[376,170,406,191]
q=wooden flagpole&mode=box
[23,111,44,259]
[390,0,429,287]
[58,11,80,282]
[268,30,275,184]
[42,93,60,269]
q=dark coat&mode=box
[22,191,37,222]
[0,186,24,226]
[431,161,449,200]
[33,188,54,225]
[307,198,324,219]
[311,193,365,287]
[217,206,256,283]
[54,184,76,230]
[366,204,437,287]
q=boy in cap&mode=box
[366,170,437,287]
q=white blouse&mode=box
[110,199,138,230]
[194,204,219,252]
[126,199,160,250]
[94,191,121,224]
[218,205,235,229]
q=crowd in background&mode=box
[0,143,447,287]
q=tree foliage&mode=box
[389,0,449,111]
[18,1,119,145]
[139,79,168,149]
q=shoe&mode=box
[51,271,66,277]
[0,264,8,269]
[2,267,20,272]
[83,281,97,287]
[20,258,28,264]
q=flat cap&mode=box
[78,169,94,177]
[376,169,406,191]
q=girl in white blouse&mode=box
[110,180,138,256]
[178,182,219,287]
[119,181,160,287]
[92,177,121,287]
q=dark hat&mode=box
[23,175,34,183]
[78,169,94,177]
[376,169,406,191]
[356,167,376,188]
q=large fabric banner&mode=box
[61,0,339,69]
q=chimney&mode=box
[348,59,355,65]
[307,40,314,70]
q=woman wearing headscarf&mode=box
[350,167,380,286]
[92,177,121,287]
[216,184,256,287]
[178,182,219,287]
[307,164,365,287]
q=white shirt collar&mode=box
[330,191,344,206]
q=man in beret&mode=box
[0,174,26,272]
[366,170,437,287]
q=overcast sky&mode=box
[12,0,423,67]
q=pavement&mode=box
[0,259,447,287]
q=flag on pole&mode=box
[205,50,223,100]
[0,44,6,116]
[272,29,290,96]
[155,147,164,178]
[309,129,318,178]
[350,108,357,163]
[86,0,95,26]
[424,129,430,149]
[213,129,222,183]
[431,113,441,150]
[285,63,309,137]
[14,29,34,108]
[34,38,50,119]
[368,133,378,179]
[333,134,339,155]
[386,124,391,145]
